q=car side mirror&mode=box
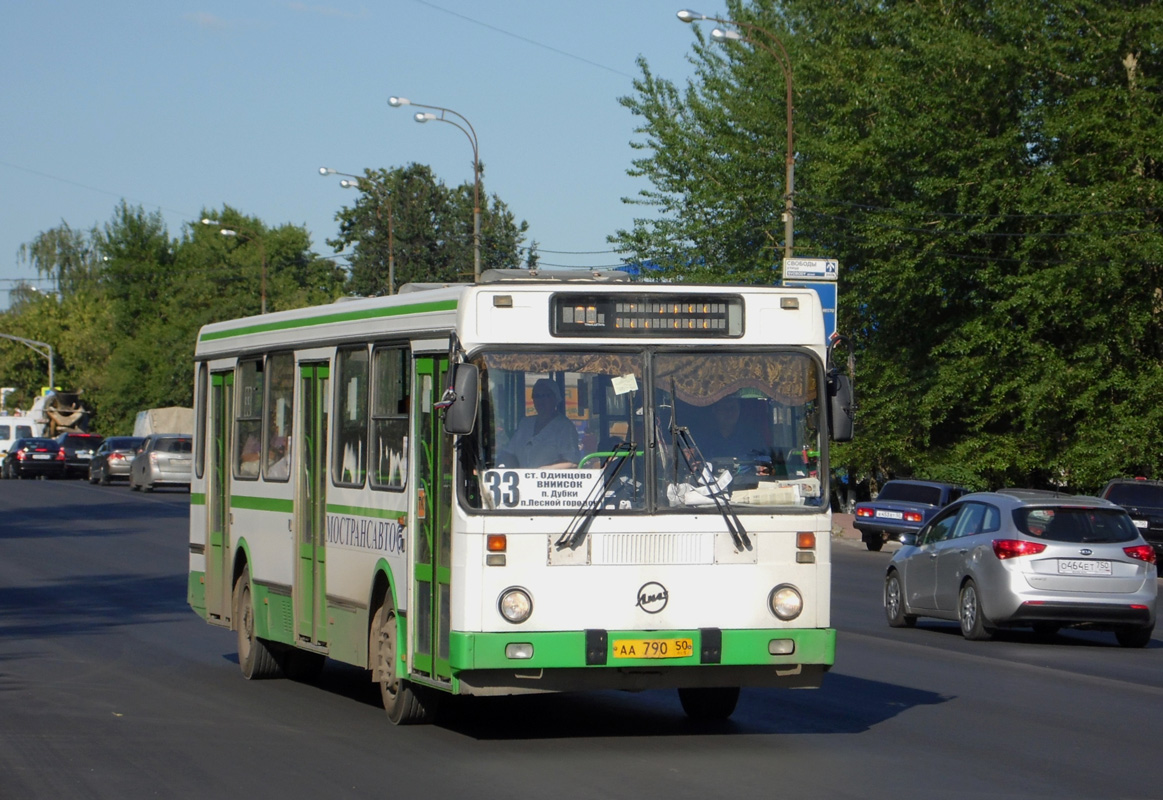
[899,533,917,547]
[442,363,479,436]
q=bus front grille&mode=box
[592,532,712,565]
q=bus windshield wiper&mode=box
[555,442,636,552]
[670,423,752,552]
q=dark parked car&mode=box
[854,479,968,551]
[129,434,192,491]
[88,436,146,485]
[884,489,1157,647]
[1100,478,1163,561]
[55,432,104,478]
[1,437,66,480]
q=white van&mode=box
[0,416,44,459]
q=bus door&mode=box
[296,362,329,646]
[205,370,233,625]
[411,355,453,683]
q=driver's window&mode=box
[474,351,646,512]
[921,508,960,544]
[952,502,985,538]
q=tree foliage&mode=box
[0,203,346,433]
[328,163,534,296]
[2,164,532,434]
[616,0,1163,492]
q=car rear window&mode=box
[108,437,144,450]
[64,434,103,447]
[23,439,58,449]
[1014,507,1138,543]
[157,438,192,454]
[877,483,943,506]
[1105,483,1163,507]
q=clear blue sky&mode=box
[0,1,713,307]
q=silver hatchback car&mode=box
[884,489,1157,647]
[129,434,192,492]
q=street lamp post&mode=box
[678,9,796,259]
[201,218,269,314]
[388,96,481,282]
[320,168,396,295]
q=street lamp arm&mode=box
[396,99,479,152]
[413,112,479,163]
[680,10,792,77]
[0,333,54,391]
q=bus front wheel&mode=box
[371,594,430,725]
[678,686,740,721]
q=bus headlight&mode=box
[769,585,803,620]
[498,587,533,624]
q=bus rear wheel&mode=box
[234,567,280,679]
[371,594,430,725]
[678,686,740,721]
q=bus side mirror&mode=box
[828,371,854,442]
[442,363,479,436]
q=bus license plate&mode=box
[1058,559,1111,576]
[612,638,693,659]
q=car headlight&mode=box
[498,587,533,624]
[769,585,803,621]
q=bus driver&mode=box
[500,378,579,469]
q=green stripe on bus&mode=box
[449,628,836,670]
[199,299,458,342]
[230,494,295,513]
[190,492,206,506]
[326,503,405,520]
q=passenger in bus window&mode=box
[500,378,579,469]
[267,435,289,480]
[239,433,261,477]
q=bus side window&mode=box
[234,359,263,480]
[334,347,369,486]
[371,346,408,490]
[263,353,294,482]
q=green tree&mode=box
[617,0,1163,491]
[4,203,347,435]
[16,221,101,297]
[328,163,532,295]
[96,201,177,335]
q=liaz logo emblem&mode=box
[636,582,668,614]
[1079,548,1093,556]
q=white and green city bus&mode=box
[187,269,855,723]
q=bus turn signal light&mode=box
[487,534,507,552]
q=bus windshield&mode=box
[468,348,824,512]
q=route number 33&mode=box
[484,470,521,508]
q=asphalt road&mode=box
[0,480,1159,799]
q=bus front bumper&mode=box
[447,627,835,696]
